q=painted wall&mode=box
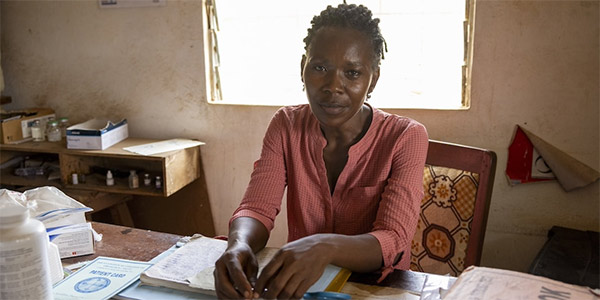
[2,0,598,272]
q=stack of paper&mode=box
[443,266,598,299]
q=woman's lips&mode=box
[320,103,345,115]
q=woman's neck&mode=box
[320,104,373,147]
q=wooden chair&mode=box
[410,140,497,276]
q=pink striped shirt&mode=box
[232,104,428,272]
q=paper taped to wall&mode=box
[506,125,599,191]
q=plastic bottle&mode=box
[128,170,139,189]
[31,120,45,142]
[106,170,115,186]
[0,206,54,300]
[58,117,70,138]
[46,121,61,142]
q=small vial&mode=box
[106,170,114,186]
[143,173,151,186]
[128,170,139,189]
[58,117,70,138]
[31,120,45,142]
[71,173,79,185]
[155,176,162,189]
[46,121,61,142]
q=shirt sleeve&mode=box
[230,108,288,231]
[368,120,428,280]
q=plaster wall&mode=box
[2,0,598,272]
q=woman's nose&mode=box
[322,71,344,94]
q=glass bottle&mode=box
[46,121,61,142]
[58,117,70,138]
[143,173,151,186]
[31,120,45,142]
[155,176,162,189]
[128,170,139,189]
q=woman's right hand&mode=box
[214,242,259,300]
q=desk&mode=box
[65,222,448,298]
[62,222,181,265]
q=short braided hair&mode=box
[303,3,386,68]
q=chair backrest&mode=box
[410,140,497,276]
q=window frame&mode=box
[202,0,476,110]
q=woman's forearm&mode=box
[308,233,383,273]
[227,217,270,253]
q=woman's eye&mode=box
[314,65,326,72]
[347,70,361,78]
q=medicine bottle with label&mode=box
[128,170,139,189]
[0,206,54,300]
[155,176,162,189]
[31,120,45,142]
[143,173,151,186]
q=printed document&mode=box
[53,257,152,300]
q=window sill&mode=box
[207,99,470,110]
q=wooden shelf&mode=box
[0,138,203,197]
[0,169,62,188]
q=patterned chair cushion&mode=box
[410,165,480,276]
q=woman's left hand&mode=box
[253,235,332,299]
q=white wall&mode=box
[2,0,598,272]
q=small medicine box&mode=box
[47,223,95,259]
[66,119,129,150]
[0,108,56,144]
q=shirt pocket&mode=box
[335,183,385,234]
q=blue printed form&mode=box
[53,257,153,300]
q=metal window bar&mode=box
[206,0,222,101]
[462,0,476,108]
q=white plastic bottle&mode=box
[0,206,54,300]
[106,170,115,186]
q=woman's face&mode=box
[302,26,379,129]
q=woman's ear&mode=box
[368,67,380,95]
[300,55,307,82]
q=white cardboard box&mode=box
[66,119,128,150]
[47,222,94,259]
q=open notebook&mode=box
[137,235,350,297]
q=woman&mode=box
[214,4,428,299]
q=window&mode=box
[203,0,474,109]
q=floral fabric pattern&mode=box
[410,165,480,276]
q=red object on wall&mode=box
[506,126,553,185]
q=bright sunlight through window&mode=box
[207,0,472,109]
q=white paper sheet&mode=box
[443,266,597,299]
[123,139,205,156]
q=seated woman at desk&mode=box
[214,3,428,300]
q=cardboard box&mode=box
[0,108,56,144]
[47,223,95,259]
[66,119,128,150]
